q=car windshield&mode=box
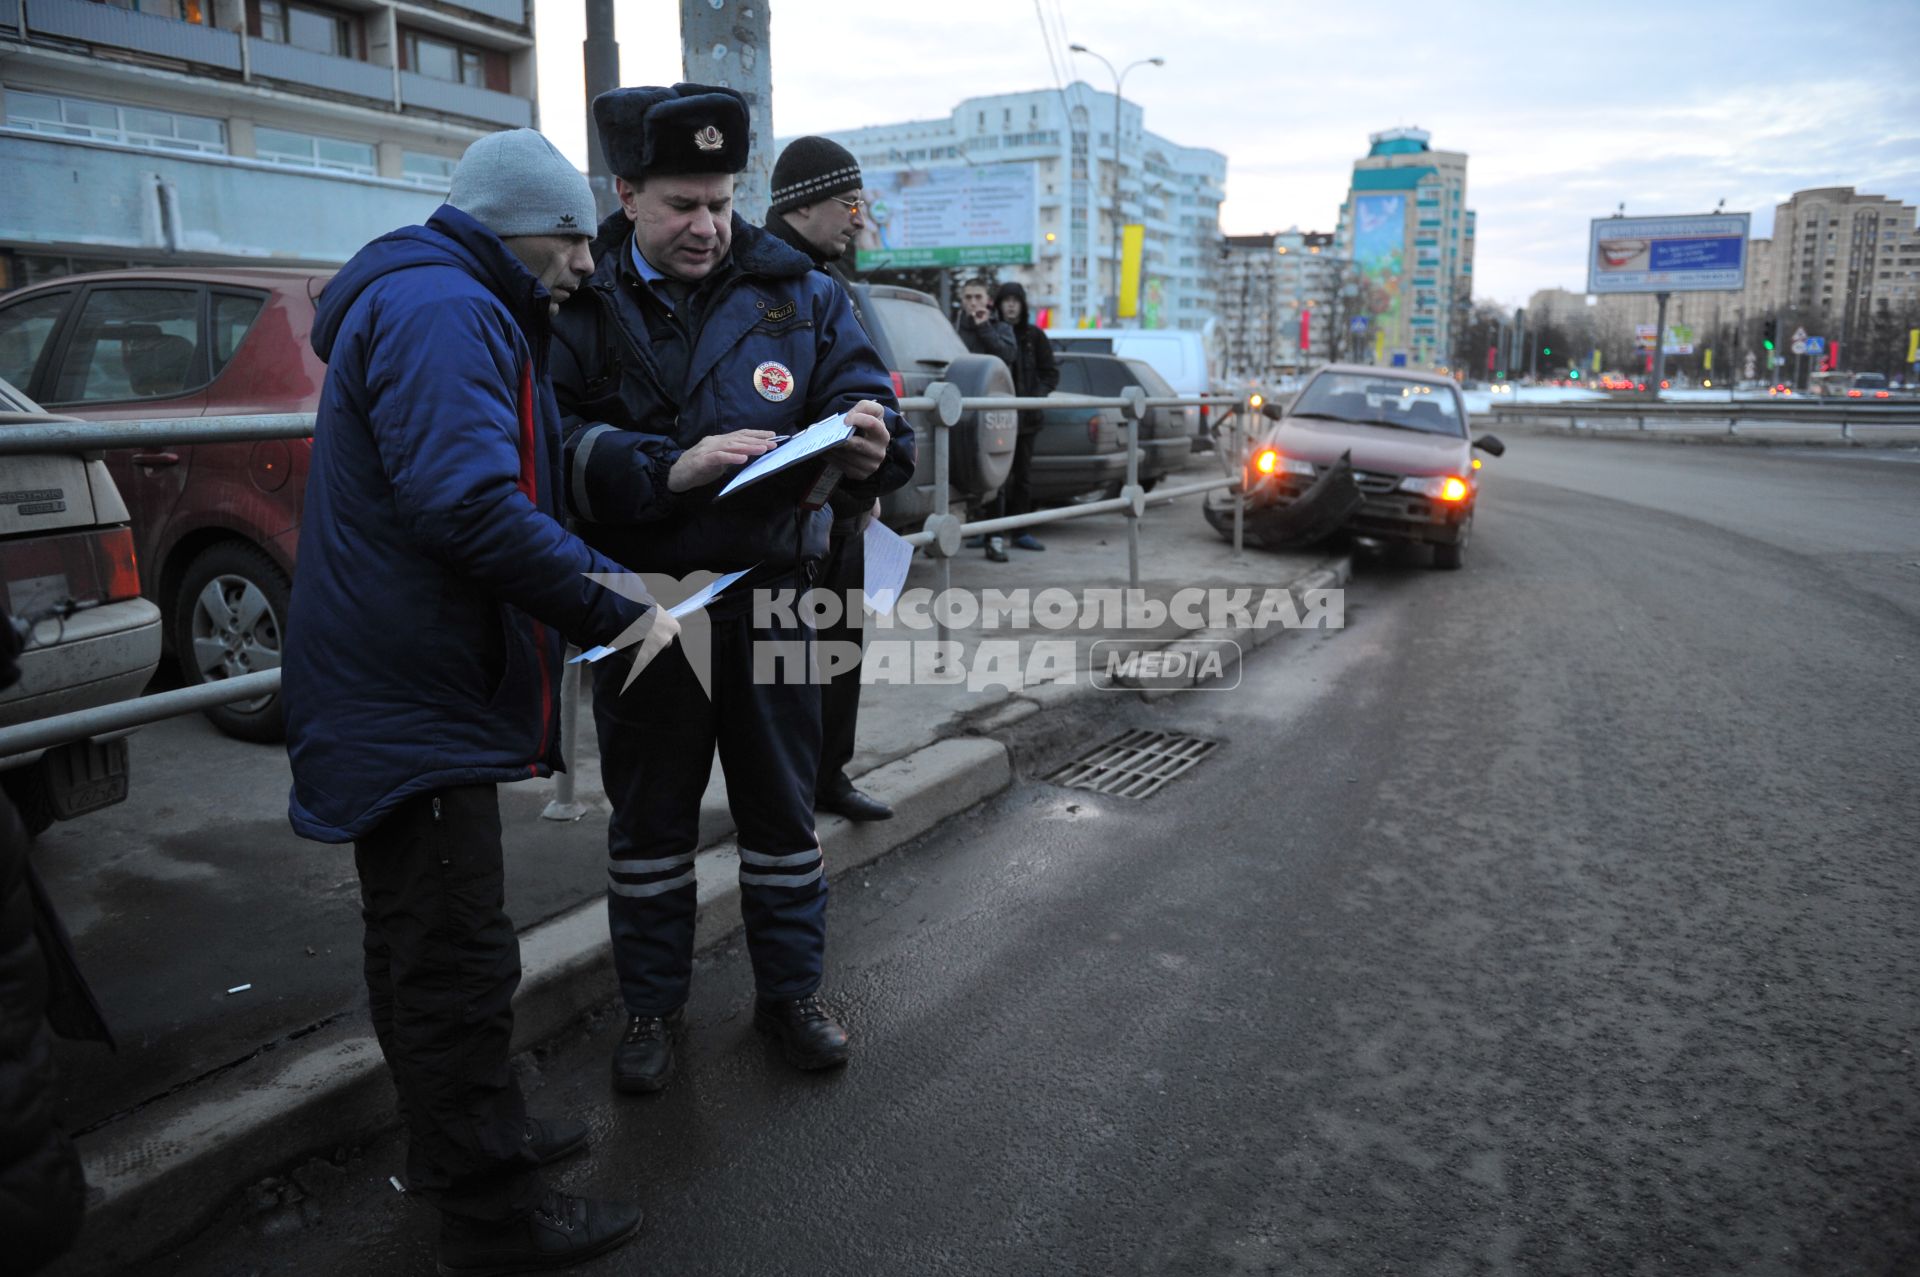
[1291,372,1465,437]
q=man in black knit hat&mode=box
[763,135,893,825]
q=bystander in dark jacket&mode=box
[983,281,1059,546]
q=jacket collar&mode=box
[587,210,816,289]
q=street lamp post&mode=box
[1069,43,1163,325]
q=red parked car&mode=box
[0,268,329,741]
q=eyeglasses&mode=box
[829,195,865,215]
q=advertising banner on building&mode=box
[1118,223,1145,319]
[853,165,1037,270]
[1353,194,1406,338]
[1587,213,1749,294]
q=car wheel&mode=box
[1,766,56,836]
[174,542,289,743]
[1432,520,1470,570]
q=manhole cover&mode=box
[1049,729,1219,799]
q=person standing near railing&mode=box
[281,129,676,1276]
[549,85,913,1099]
[987,281,1059,560]
[760,136,897,826]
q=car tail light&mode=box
[1847,389,1862,398]
[0,526,143,619]
[889,371,906,399]
[1087,414,1104,445]
[1876,391,1890,399]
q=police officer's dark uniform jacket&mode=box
[548,85,912,1035]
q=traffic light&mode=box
[1542,347,1552,356]
[1569,369,1580,380]
[1762,318,1777,351]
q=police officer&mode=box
[763,135,892,823]
[550,86,914,1094]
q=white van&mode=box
[1046,329,1216,444]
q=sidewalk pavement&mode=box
[38,471,1347,1274]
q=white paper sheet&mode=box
[716,414,853,499]
[570,567,754,664]
[862,519,913,616]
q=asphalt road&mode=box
[154,436,1920,1276]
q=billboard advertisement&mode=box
[853,165,1037,270]
[1352,194,1406,337]
[1588,213,1749,294]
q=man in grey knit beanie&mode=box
[286,126,664,1273]
[449,127,600,316]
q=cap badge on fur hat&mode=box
[694,126,724,153]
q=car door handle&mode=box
[131,452,180,468]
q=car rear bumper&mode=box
[0,597,164,727]
[1140,437,1193,480]
[1028,452,1129,499]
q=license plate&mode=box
[42,737,131,820]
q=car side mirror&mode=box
[1473,434,1506,457]
[1260,401,1285,421]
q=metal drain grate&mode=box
[1049,729,1219,800]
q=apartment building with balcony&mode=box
[812,82,1227,331]
[0,0,538,287]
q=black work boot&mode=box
[611,1008,683,1094]
[522,1116,588,1167]
[436,1191,641,1277]
[753,993,851,1070]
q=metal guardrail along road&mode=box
[0,389,1259,813]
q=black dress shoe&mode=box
[611,1008,683,1094]
[521,1116,588,1167]
[816,786,893,822]
[437,1191,641,1277]
[753,993,851,1070]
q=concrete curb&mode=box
[57,551,1343,1274]
[60,737,1011,1274]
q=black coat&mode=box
[956,310,1018,370]
[0,608,96,1274]
[992,282,1059,432]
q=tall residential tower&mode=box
[1333,128,1474,368]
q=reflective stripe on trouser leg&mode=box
[593,638,715,1017]
[714,610,828,1002]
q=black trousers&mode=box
[992,424,1040,519]
[816,516,865,798]
[594,613,828,1016]
[355,784,536,1223]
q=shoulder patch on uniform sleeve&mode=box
[764,301,797,323]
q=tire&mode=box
[173,541,290,743]
[1,766,56,836]
[940,353,1018,496]
[1432,520,1470,570]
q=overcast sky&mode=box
[534,0,1920,308]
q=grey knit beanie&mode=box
[448,129,596,238]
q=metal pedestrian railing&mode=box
[0,389,1258,818]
